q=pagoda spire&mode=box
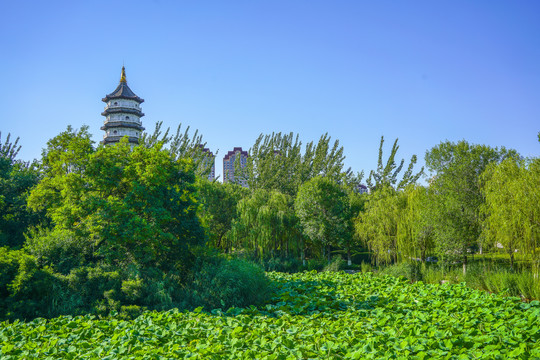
[120,66,127,83]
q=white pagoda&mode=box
[101,66,145,145]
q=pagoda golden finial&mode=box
[120,66,127,83]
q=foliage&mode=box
[141,121,215,178]
[2,272,540,358]
[28,135,205,273]
[197,179,248,252]
[231,188,300,260]
[425,140,517,271]
[379,261,424,282]
[24,227,92,275]
[295,177,352,262]
[186,256,271,310]
[242,132,360,196]
[481,157,540,269]
[322,255,346,272]
[366,136,423,191]
[0,132,42,248]
[396,184,436,262]
[356,185,406,265]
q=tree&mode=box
[0,132,43,248]
[397,185,435,263]
[355,185,405,265]
[481,157,540,270]
[367,136,423,191]
[242,132,360,196]
[230,189,300,260]
[28,135,205,273]
[425,140,517,274]
[295,177,351,263]
[141,121,215,179]
[198,180,248,252]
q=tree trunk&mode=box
[347,247,352,266]
[462,254,467,276]
[327,245,331,263]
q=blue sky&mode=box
[1,1,539,182]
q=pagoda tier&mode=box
[101,121,145,131]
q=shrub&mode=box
[323,256,346,272]
[24,228,92,275]
[381,262,423,282]
[187,257,272,310]
[360,261,373,273]
[0,247,25,298]
[261,256,303,273]
[6,254,73,320]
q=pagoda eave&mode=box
[101,108,145,117]
[101,122,145,131]
[102,96,145,104]
[101,136,140,145]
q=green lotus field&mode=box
[1,271,539,359]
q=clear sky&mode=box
[1,1,539,182]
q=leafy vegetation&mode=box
[1,271,540,359]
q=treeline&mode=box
[1,124,539,320]
[0,126,270,321]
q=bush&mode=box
[261,256,303,273]
[323,256,346,272]
[5,254,74,320]
[381,262,424,282]
[24,228,92,275]
[0,247,25,298]
[187,257,272,310]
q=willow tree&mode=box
[230,189,299,260]
[396,185,435,262]
[355,186,406,265]
[481,157,540,270]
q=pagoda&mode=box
[101,66,145,145]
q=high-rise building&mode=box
[198,145,216,181]
[101,67,145,145]
[223,147,248,187]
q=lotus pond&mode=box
[1,271,539,359]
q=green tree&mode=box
[397,185,435,263]
[0,132,43,248]
[295,177,351,263]
[28,135,204,273]
[230,189,300,260]
[242,132,360,196]
[141,121,215,179]
[367,136,423,191]
[425,140,517,273]
[198,180,248,252]
[481,157,540,270]
[355,186,405,265]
